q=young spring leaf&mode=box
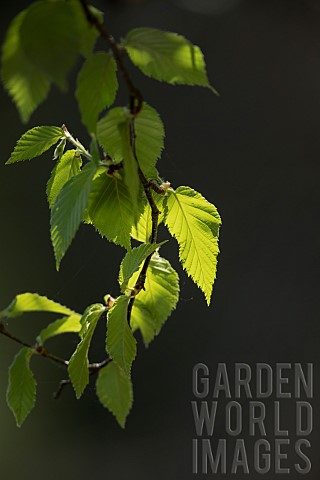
[106,296,136,377]
[135,104,165,177]
[7,347,36,427]
[51,162,96,269]
[130,254,179,345]
[0,293,75,319]
[87,170,134,250]
[19,1,83,90]
[36,313,82,346]
[97,106,129,163]
[97,103,164,178]
[118,242,166,293]
[1,10,51,123]
[131,193,166,242]
[164,186,221,305]
[76,51,118,132]
[7,126,64,164]
[123,28,217,93]
[68,304,105,399]
[96,361,133,428]
[69,0,102,58]
[46,150,82,208]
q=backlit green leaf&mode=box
[118,120,140,214]
[51,162,96,269]
[124,28,217,93]
[131,254,179,345]
[76,51,118,132]
[47,150,82,208]
[131,192,166,242]
[164,186,221,304]
[97,103,163,178]
[106,296,136,377]
[119,242,166,293]
[0,293,75,319]
[69,0,102,58]
[68,304,105,398]
[36,313,82,345]
[7,348,36,427]
[1,10,51,123]
[135,104,164,177]
[7,126,64,164]
[20,1,81,89]
[87,170,133,250]
[96,361,133,428]
[97,106,129,163]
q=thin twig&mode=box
[78,0,162,325]
[79,0,143,114]
[54,357,112,399]
[0,322,68,367]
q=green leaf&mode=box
[123,28,217,93]
[131,254,179,345]
[76,52,118,132]
[36,313,82,345]
[0,293,75,319]
[90,134,101,168]
[119,242,166,293]
[19,1,82,90]
[7,347,36,427]
[1,10,51,123]
[131,193,166,242]
[53,138,67,161]
[51,162,96,269]
[68,304,105,398]
[97,103,164,177]
[96,361,133,428]
[135,104,165,177]
[69,1,102,58]
[118,120,141,214]
[164,186,221,304]
[7,126,64,164]
[106,296,136,377]
[97,106,129,163]
[87,170,133,250]
[46,150,82,208]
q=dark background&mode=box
[0,0,319,478]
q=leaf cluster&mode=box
[1,0,221,428]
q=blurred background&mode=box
[0,0,320,478]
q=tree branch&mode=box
[54,357,112,399]
[79,0,163,325]
[79,0,143,115]
[0,322,68,367]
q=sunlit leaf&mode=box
[47,150,82,208]
[36,313,82,345]
[96,361,133,428]
[130,192,166,242]
[1,10,51,123]
[87,170,133,250]
[97,103,163,177]
[20,1,82,89]
[76,51,118,132]
[7,348,36,427]
[68,304,105,398]
[0,293,75,319]
[119,242,166,292]
[106,296,136,377]
[51,162,96,269]
[164,186,221,304]
[124,28,217,93]
[131,254,179,345]
[7,126,64,164]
